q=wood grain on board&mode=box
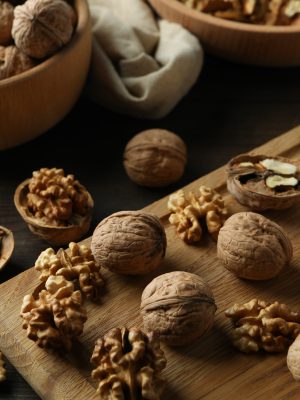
[0,127,300,400]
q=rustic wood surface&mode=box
[1,55,300,399]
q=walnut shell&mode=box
[0,45,35,80]
[91,211,167,275]
[14,178,93,246]
[217,212,293,280]
[123,129,187,187]
[287,335,300,381]
[227,154,300,210]
[0,225,14,271]
[12,0,76,59]
[0,1,14,45]
[140,271,216,346]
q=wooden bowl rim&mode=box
[150,0,300,33]
[0,0,89,89]
[0,225,14,271]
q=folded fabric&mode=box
[86,0,204,119]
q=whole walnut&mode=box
[287,335,300,381]
[0,1,14,46]
[12,0,76,59]
[91,211,167,275]
[123,129,187,187]
[0,45,35,80]
[140,271,217,346]
[217,212,293,280]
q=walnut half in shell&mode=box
[227,154,300,210]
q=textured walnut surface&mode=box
[12,0,75,59]
[0,45,34,81]
[0,350,6,382]
[141,271,216,345]
[287,334,300,381]
[225,299,300,353]
[91,211,166,275]
[0,1,14,46]
[123,129,187,187]
[217,212,292,280]
[91,327,166,400]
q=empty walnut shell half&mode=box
[227,154,300,210]
[0,225,14,271]
[14,175,93,246]
[91,210,167,275]
[141,271,216,346]
[217,212,293,280]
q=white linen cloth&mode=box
[86,0,203,119]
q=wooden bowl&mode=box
[148,0,300,66]
[0,0,92,151]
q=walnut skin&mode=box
[217,212,292,280]
[0,1,14,46]
[91,211,167,275]
[227,154,300,210]
[140,271,216,346]
[12,0,76,59]
[287,334,300,381]
[123,129,187,187]
[225,299,300,353]
[0,45,34,81]
[91,327,166,400]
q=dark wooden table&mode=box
[1,54,300,399]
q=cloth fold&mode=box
[86,0,203,119]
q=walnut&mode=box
[91,211,167,275]
[91,327,167,400]
[12,0,76,59]
[168,185,228,244]
[140,271,216,346]
[225,299,300,353]
[287,334,300,381]
[0,45,35,81]
[14,168,94,245]
[35,242,105,301]
[217,212,293,280]
[0,225,14,271]
[0,1,14,45]
[20,275,87,350]
[0,351,6,382]
[123,129,187,187]
[227,154,300,210]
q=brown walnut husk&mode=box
[217,212,292,280]
[227,154,300,210]
[0,45,35,81]
[91,211,167,275]
[12,0,76,59]
[123,129,187,187]
[91,327,167,400]
[141,271,216,346]
[0,1,14,46]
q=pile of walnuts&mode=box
[0,0,76,81]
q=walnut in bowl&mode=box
[14,168,93,246]
[227,154,300,210]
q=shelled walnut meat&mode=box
[0,1,14,45]
[217,212,292,280]
[14,168,94,245]
[0,45,34,80]
[91,211,167,275]
[91,327,167,400]
[141,271,217,345]
[227,154,300,210]
[123,129,187,187]
[225,299,300,353]
[168,185,228,244]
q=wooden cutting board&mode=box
[1,127,300,400]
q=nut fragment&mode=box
[0,351,6,382]
[0,45,35,81]
[35,242,105,301]
[287,334,300,381]
[0,1,14,45]
[266,175,298,189]
[91,327,167,400]
[225,299,300,353]
[217,212,292,280]
[260,158,297,175]
[168,185,228,244]
[20,275,87,350]
[123,129,187,187]
[91,211,167,275]
[141,271,216,346]
[12,0,76,59]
